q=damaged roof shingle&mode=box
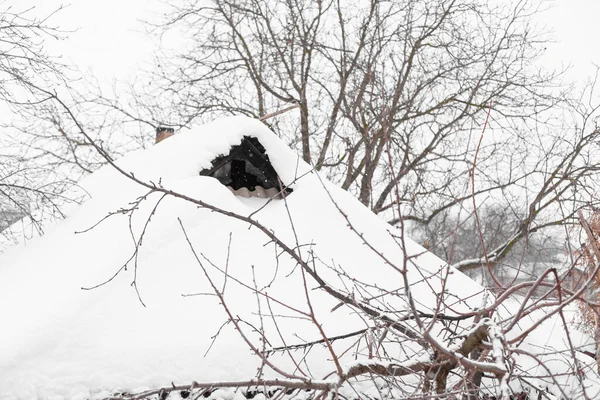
[200,136,293,199]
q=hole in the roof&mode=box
[199,136,293,199]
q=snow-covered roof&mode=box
[0,116,544,399]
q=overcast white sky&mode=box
[16,0,600,90]
[536,0,600,82]
[21,0,163,84]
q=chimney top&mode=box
[155,127,175,144]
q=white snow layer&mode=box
[0,116,593,399]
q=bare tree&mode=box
[0,4,138,241]
[95,0,600,275]
[0,3,73,237]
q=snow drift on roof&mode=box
[0,116,555,399]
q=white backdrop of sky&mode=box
[13,0,600,94]
[18,0,163,84]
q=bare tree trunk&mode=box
[299,100,311,164]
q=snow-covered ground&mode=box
[0,116,597,399]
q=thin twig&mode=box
[259,103,300,121]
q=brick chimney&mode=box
[155,127,175,144]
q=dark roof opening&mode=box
[199,136,293,199]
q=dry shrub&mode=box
[573,211,600,364]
